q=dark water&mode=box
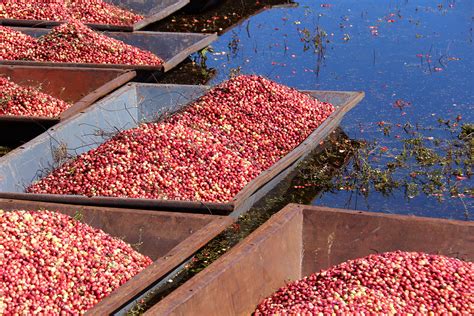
[201,0,473,220]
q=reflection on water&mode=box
[150,0,296,34]
[199,0,473,220]
[150,57,216,85]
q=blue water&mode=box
[202,0,473,220]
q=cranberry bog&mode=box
[0,198,231,314]
[0,27,217,72]
[0,83,363,216]
[0,0,190,31]
[147,204,474,315]
[0,65,135,146]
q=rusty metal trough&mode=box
[147,203,474,315]
[0,198,231,315]
[0,65,135,146]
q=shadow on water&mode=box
[145,57,217,85]
[149,0,296,34]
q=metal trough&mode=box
[0,27,217,72]
[0,83,364,217]
[147,204,474,315]
[0,0,190,31]
[0,65,135,146]
[0,198,231,315]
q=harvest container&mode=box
[0,83,364,217]
[0,65,135,145]
[148,204,474,315]
[0,0,190,31]
[0,198,232,315]
[0,27,217,72]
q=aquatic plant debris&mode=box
[293,119,473,216]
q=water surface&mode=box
[203,0,473,220]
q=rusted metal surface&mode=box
[147,204,474,316]
[300,206,474,274]
[0,0,190,31]
[0,193,234,215]
[0,66,136,146]
[0,84,364,217]
[0,198,232,315]
[0,27,217,72]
